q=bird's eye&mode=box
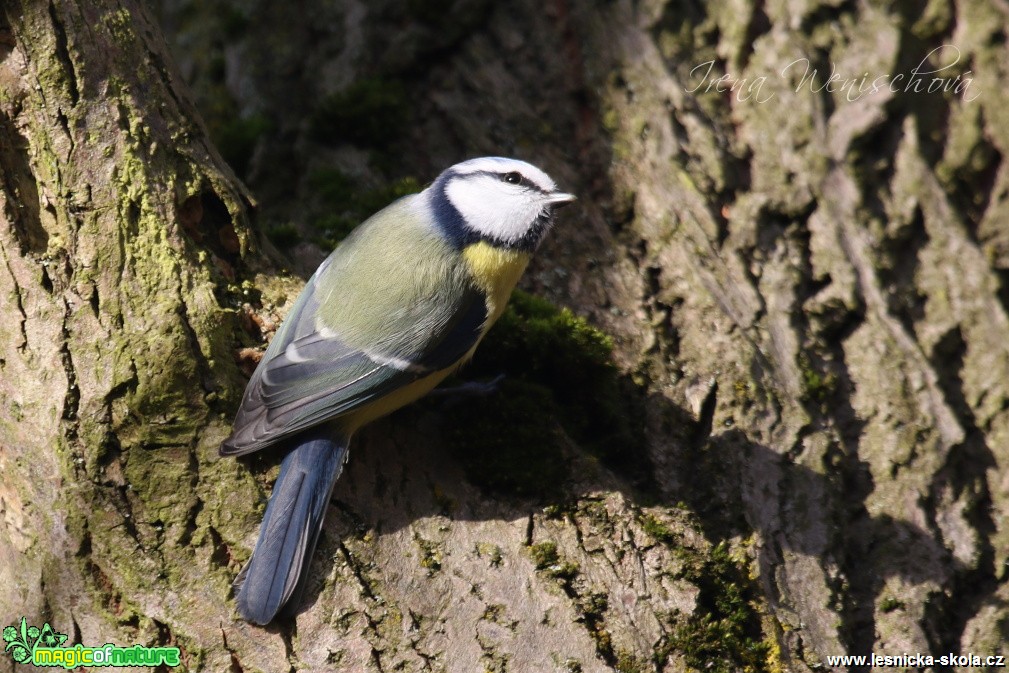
[503,172,522,185]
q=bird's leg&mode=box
[430,374,506,399]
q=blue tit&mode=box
[221,157,575,624]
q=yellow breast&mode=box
[462,241,531,325]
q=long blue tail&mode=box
[235,430,350,624]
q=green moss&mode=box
[879,596,904,613]
[481,603,507,623]
[445,379,566,499]
[440,290,649,497]
[464,290,644,472]
[529,541,559,569]
[641,514,677,545]
[475,542,503,567]
[310,78,409,148]
[578,592,614,664]
[542,503,573,520]
[798,353,838,405]
[415,535,443,574]
[665,542,771,673]
[218,278,264,316]
[103,8,133,44]
[528,540,577,581]
[615,650,648,673]
[529,542,612,661]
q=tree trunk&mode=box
[4,0,1009,671]
[0,0,265,668]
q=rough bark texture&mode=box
[0,0,264,669]
[3,0,1009,671]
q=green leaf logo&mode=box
[3,617,68,664]
[38,622,68,648]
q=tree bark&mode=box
[0,0,265,669]
[3,0,1009,671]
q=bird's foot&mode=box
[431,374,506,400]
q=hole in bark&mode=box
[125,199,141,236]
[40,266,53,293]
[177,194,204,241]
[176,189,241,265]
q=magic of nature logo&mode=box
[3,617,180,669]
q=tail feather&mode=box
[235,430,349,624]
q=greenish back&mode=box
[314,196,476,357]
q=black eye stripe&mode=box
[465,169,548,193]
[449,168,550,194]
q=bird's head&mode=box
[428,157,575,251]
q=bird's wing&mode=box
[221,249,487,456]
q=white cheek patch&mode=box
[445,174,544,243]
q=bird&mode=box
[220,156,575,624]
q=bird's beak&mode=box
[546,192,577,208]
